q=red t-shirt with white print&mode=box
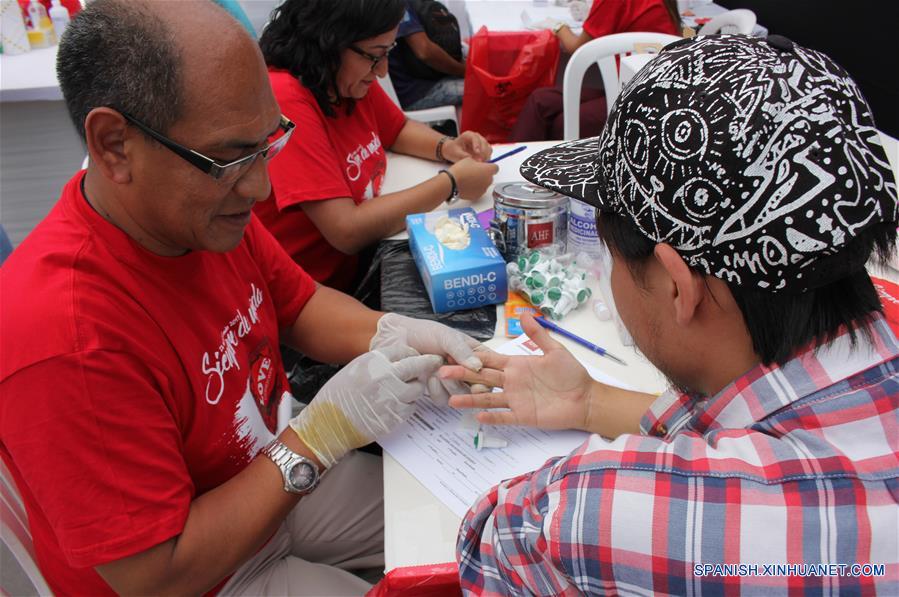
[583,0,680,38]
[256,69,406,291]
[0,171,317,595]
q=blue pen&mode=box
[535,317,628,366]
[488,145,527,163]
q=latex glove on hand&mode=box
[289,345,442,468]
[529,16,564,31]
[569,0,589,21]
[370,313,483,404]
[442,131,493,163]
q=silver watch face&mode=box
[288,461,316,491]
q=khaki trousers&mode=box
[220,451,384,596]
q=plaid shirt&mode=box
[458,316,899,595]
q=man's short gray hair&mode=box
[57,0,182,141]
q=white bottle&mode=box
[26,0,45,29]
[566,198,603,259]
[26,0,56,48]
[49,0,69,40]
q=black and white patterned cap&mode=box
[521,34,898,292]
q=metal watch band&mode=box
[261,439,321,495]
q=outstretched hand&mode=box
[440,313,596,431]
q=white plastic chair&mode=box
[1,458,52,596]
[698,9,757,35]
[378,73,459,133]
[562,32,682,140]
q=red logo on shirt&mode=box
[249,340,280,433]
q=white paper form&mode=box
[378,334,636,518]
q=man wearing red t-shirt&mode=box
[0,2,483,595]
[510,0,681,141]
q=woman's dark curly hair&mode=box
[259,0,405,117]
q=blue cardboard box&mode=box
[407,208,508,314]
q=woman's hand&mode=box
[448,157,497,200]
[440,313,597,430]
[442,131,493,163]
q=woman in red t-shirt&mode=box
[510,0,681,142]
[256,0,498,291]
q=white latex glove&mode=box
[522,9,565,31]
[569,0,589,21]
[369,313,483,405]
[529,16,564,31]
[289,345,442,468]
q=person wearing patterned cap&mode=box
[442,34,898,595]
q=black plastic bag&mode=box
[377,240,497,341]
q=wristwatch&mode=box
[552,21,567,35]
[260,439,321,495]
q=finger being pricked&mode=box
[447,390,508,410]
[438,363,505,389]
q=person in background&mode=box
[443,35,899,594]
[256,0,497,292]
[509,0,680,142]
[388,0,466,111]
[0,1,483,594]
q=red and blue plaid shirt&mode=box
[458,316,899,595]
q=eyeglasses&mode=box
[120,112,296,183]
[347,41,397,72]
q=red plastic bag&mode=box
[461,27,560,143]
[365,562,460,596]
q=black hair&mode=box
[56,0,182,141]
[259,0,405,118]
[661,0,681,31]
[597,212,898,366]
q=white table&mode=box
[382,304,668,569]
[380,141,668,569]
[0,45,62,102]
[0,44,85,247]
